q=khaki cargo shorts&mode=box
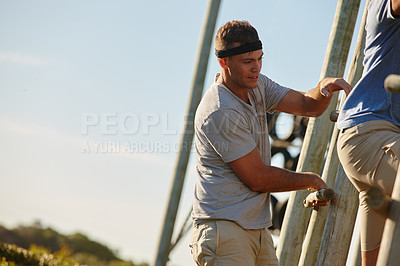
[191,219,279,266]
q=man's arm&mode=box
[392,0,400,16]
[275,78,352,117]
[228,147,327,193]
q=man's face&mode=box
[222,49,263,90]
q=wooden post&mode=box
[276,1,360,265]
[298,127,340,266]
[376,172,400,265]
[384,74,400,93]
[298,1,368,265]
[153,1,221,265]
[316,165,359,265]
[365,187,392,217]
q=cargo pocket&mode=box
[191,221,218,265]
[382,141,400,163]
[372,141,400,193]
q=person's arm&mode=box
[392,0,400,16]
[228,147,327,193]
[275,77,352,117]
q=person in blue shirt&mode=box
[337,0,400,265]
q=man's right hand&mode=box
[229,148,329,193]
[305,172,328,192]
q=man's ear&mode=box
[218,58,229,69]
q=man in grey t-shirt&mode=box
[191,20,352,266]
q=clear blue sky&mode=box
[0,1,365,265]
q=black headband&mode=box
[215,40,263,58]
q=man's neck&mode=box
[217,72,250,104]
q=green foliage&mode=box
[0,242,80,265]
[65,233,116,261]
[0,223,148,266]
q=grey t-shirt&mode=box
[192,73,290,229]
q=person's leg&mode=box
[191,221,217,265]
[338,120,400,266]
[359,143,400,265]
[358,190,386,266]
[255,228,279,266]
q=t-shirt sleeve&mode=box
[387,0,400,20]
[376,0,400,21]
[258,74,290,113]
[200,108,257,163]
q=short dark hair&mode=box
[214,20,259,52]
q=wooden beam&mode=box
[276,1,361,264]
[298,1,368,264]
[385,74,400,93]
[376,169,400,265]
[316,165,359,266]
[153,1,221,265]
[366,187,392,217]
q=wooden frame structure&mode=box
[154,0,400,265]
